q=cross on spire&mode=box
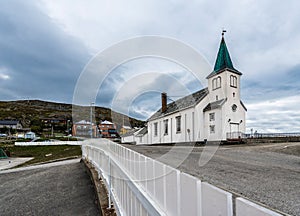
[222,29,227,37]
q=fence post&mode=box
[108,155,112,209]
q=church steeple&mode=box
[213,34,235,72]
[207,32,242,79]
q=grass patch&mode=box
[0,144,81,167]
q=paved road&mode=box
[124,142,300,216]
[0,159,100,216]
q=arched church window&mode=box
[212,78,216,90]
[217,76,221,88]
[230,75,237,88]
[212,76,221,90]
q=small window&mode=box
[216,95,218,101]
[154,122,158,136]
[217,76,221,88]
[163,119,168,135]
[212,78,216,90]
[176,116,181,133]
[212,76,222,90]
[230,75,237,88]
[209,113,215,121]
[232,104,237,112]
[210,125,215,134]
[233,92,235,97]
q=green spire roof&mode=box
[207,34,242,79]
[213,37,235,72]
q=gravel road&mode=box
[0,160,100,215]
[123,142,300,216]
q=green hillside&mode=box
[0,100,145,134]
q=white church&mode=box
[121,34,246,145]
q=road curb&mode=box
[82,159,116,216]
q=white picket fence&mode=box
[82,139,282,216]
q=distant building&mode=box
[135,127,148,145]
[0,120,22,129]
[25,131,36,139]
[120,128,141,144]
[98,120,118,138]
[40,118,67,126]
[120,125,132,135]
[72,120,98,138]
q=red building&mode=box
[98,120,118,138]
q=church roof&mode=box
[207,36,242,79]
[203,98,227,112]
[148,88,208,121]
[100,120,114,125]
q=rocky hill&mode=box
[0,100,145,131]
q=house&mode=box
[135,127,148,145]
[98,120,118,138]
[0,120,22,129]
[121,128,145,144]
[120,125,132,135]
[121,34,246,144]
[25,131,36,139]
[72,120,98,138]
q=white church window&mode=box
[230,75,237,88]
[154,123,158,136]
[164,119,168,135]
[209,113,215,121]
[217,76,221,87]
[210,125,215,134]
[212,79,216,89]
[176,116,181,133]
[212,76,221,90]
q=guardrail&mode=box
[15,141,83,146]
[82,139,282,216]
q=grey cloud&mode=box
[0,0,91,101]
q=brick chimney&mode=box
[161,92,167,113]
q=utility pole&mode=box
[67,120,70,141]
[90,102,94,138]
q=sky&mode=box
[0,0,300,133]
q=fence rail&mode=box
[245,132,300,138]
[82,139,282,216]
[15,141,83,146]
[227,132,300,140]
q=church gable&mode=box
[203,98,227,112]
